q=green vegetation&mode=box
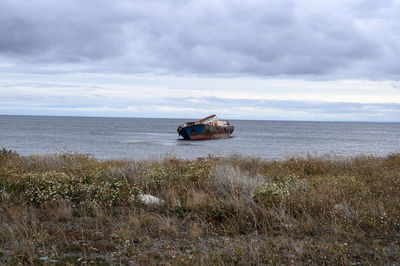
[0,148,399,264]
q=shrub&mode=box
[21,171,141,207]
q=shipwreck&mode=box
[177,114,234,140]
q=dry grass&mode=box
[0,148,399,264]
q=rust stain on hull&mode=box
[177,114,234,140]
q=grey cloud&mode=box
[164,96,400,120]
[0,82,97,89]
[0,0,126,62]
[0,0,399,79]
[1,93,398,121]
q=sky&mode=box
[0,0,399,121]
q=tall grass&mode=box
[0,148,399,264]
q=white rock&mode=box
[333,203,352,218]
[38,257,57,263]
[138,194,165,206]
[333,204,347,211]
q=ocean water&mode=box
[0,115,399,160]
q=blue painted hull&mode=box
[178,124,234,140]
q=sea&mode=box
[0,115,399,160]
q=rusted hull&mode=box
[178,124,234,140]
[189,132,232,140]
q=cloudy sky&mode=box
[0,0,399,121]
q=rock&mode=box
[38,257,57,262]
[333,203,352,218]
[383,243,399,261]
[138,194,165,206]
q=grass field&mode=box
[0,149,399,264]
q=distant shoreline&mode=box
[1,113,400,123]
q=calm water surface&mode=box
[0,115,399,160]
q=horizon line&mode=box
[1,113,399,124]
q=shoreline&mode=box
[3,148,400,162]
[1,150,399,264]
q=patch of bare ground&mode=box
[0,149,399,264]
